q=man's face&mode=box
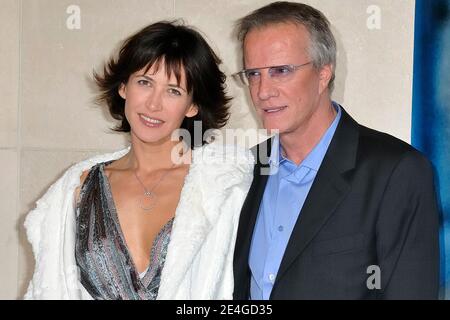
[244,22,331,136]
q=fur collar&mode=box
[24,143,254,299]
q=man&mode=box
[232,1,439,299]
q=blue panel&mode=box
[412,0,450,299]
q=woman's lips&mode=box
[139,114,164,127]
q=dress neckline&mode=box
[99,162,174,286]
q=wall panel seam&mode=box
[16,0,23,300]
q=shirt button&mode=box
[268,274,276,283]
[278,225,284,232]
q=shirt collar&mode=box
[268,102,342,172]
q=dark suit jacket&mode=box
[233,108,440,299]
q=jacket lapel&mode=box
[273,109,359,291]
[157,152,214,299]
[233,139,272,299]
[158,143,254,299]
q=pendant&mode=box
[139,191,157,211]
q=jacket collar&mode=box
[157,143,254,298]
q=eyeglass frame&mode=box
[232,61,313,86]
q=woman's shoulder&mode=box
[34,148,130,207]
[24,148,130,242]
[189,142,255,190]
[192,142,255,171]
[68,148,130,175]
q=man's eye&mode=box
[269,66,292,76]
[245,70,260,79]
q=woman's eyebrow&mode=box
[137,74,187,92]
[167,83,187,92]
[138,74,154,81]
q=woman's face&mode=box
[119,62,198,145]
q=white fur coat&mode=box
[24,143,254,300]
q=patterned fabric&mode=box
[75,161,173,300]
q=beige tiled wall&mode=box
[0,0,20,300]
[1,0,415,299]
[0,0,19,149]
[0,150,18,299]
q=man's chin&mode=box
[262,122,284,134]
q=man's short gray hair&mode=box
[236,1,337,92]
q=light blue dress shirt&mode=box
[249,103,342,300]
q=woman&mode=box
[24,21,253,299]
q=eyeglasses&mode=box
[232,62,312,87]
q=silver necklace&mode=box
[134,163,177,212]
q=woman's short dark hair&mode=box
[94,20,231,147]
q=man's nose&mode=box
[256,73,278,101]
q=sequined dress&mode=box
[75,161,173,300]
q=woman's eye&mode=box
[137,79,150,86]
[168,88,182,96]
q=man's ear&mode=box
[318,64,333,94]
[185,104,199,118]
[118,83,127,100]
